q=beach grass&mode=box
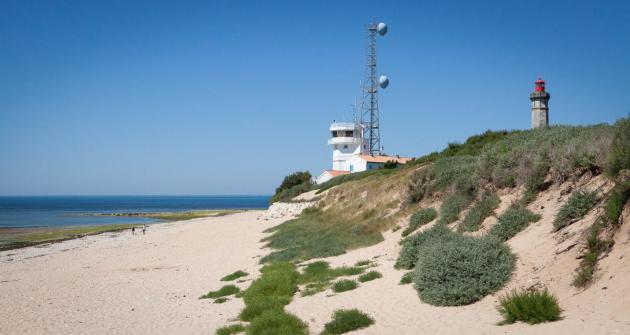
[322,309,375,335]
[200,285,240,299]
[358,271,382,283]
[221,270,249,281]
[332,279,358,293]
[498,289,562,325]
[399,272,413,285]
[215,323,246,335]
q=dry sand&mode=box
[2,181,629,335]
[0,211,280,335]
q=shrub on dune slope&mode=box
[413,234,515,306]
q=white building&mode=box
[316,122,411,184]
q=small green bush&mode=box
[247,310,307,335]
[439,194,471,225]
[270,171,313,204]
[553,190,599,231]
[458,194,500,232]
[358,271,382,282]
[488,205,541,241]
[322,309,375,335]
[573,217,611,287]
[399,272,413,285]
[413,234,515,306]
[200,285,240,299]
[221,270,249,281]
[332,279,358,293]
[401,208,437,237]
[497,289,562,325]
[216,323,246,335]
[396,224,456,270]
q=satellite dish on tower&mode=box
[379,75,389,89]
[377,22,387,36]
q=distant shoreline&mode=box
[0,209,248,251]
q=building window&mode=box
[350,165,354,172]
[343,145,348,149]
[334,145,338,150]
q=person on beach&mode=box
[132,226,135,236]
[142,224,146,235]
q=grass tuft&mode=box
[439,194,472,225]
[221,270,249,282]
[488,205,541,241]
[239,262,298,321]
[354,259,372,267]
[216,323,246,335]
[247,310,307,335]
[332,279,358,293]
[401,208,437,237]
[213,297,229,304]
[200,285,240,299]
[399,272,413,285]
[553,190,599,231]
[322,309,375,335]
[358,271,382,283]
[396,224,457,270]
[457,194,500,232]
[497,289,562,325]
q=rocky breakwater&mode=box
[258,201,315,221]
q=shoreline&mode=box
[0,209,252,252]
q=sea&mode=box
[0,196,270,228]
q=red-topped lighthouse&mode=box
[530,77,550,128]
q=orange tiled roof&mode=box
[356,155,412,164]
[326,170,352,177]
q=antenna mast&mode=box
[360,21,388,156]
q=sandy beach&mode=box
[1,201,629,335]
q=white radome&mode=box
[379,75,389,89]
[377,22,387,36]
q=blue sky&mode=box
[1,0,629,195]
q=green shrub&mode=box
[247,310,307,335]
[200,285,240,299]
[399,272,413,285]
[216,323,246,335]
[221,270,249,281]
[332,279,358,293]
[396,224,456,270]
[553,190,599,231]
[402,208,437,237]
[240,262,298,321]
[439,194,472,225]
[413,234,515,306]
[270,171,313,204]
[322,309,375,335]
[458,194,500,232]
[607,116,630,177]
[488,205,541,241]
[497,289,562,325]
[358,271,382,282]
